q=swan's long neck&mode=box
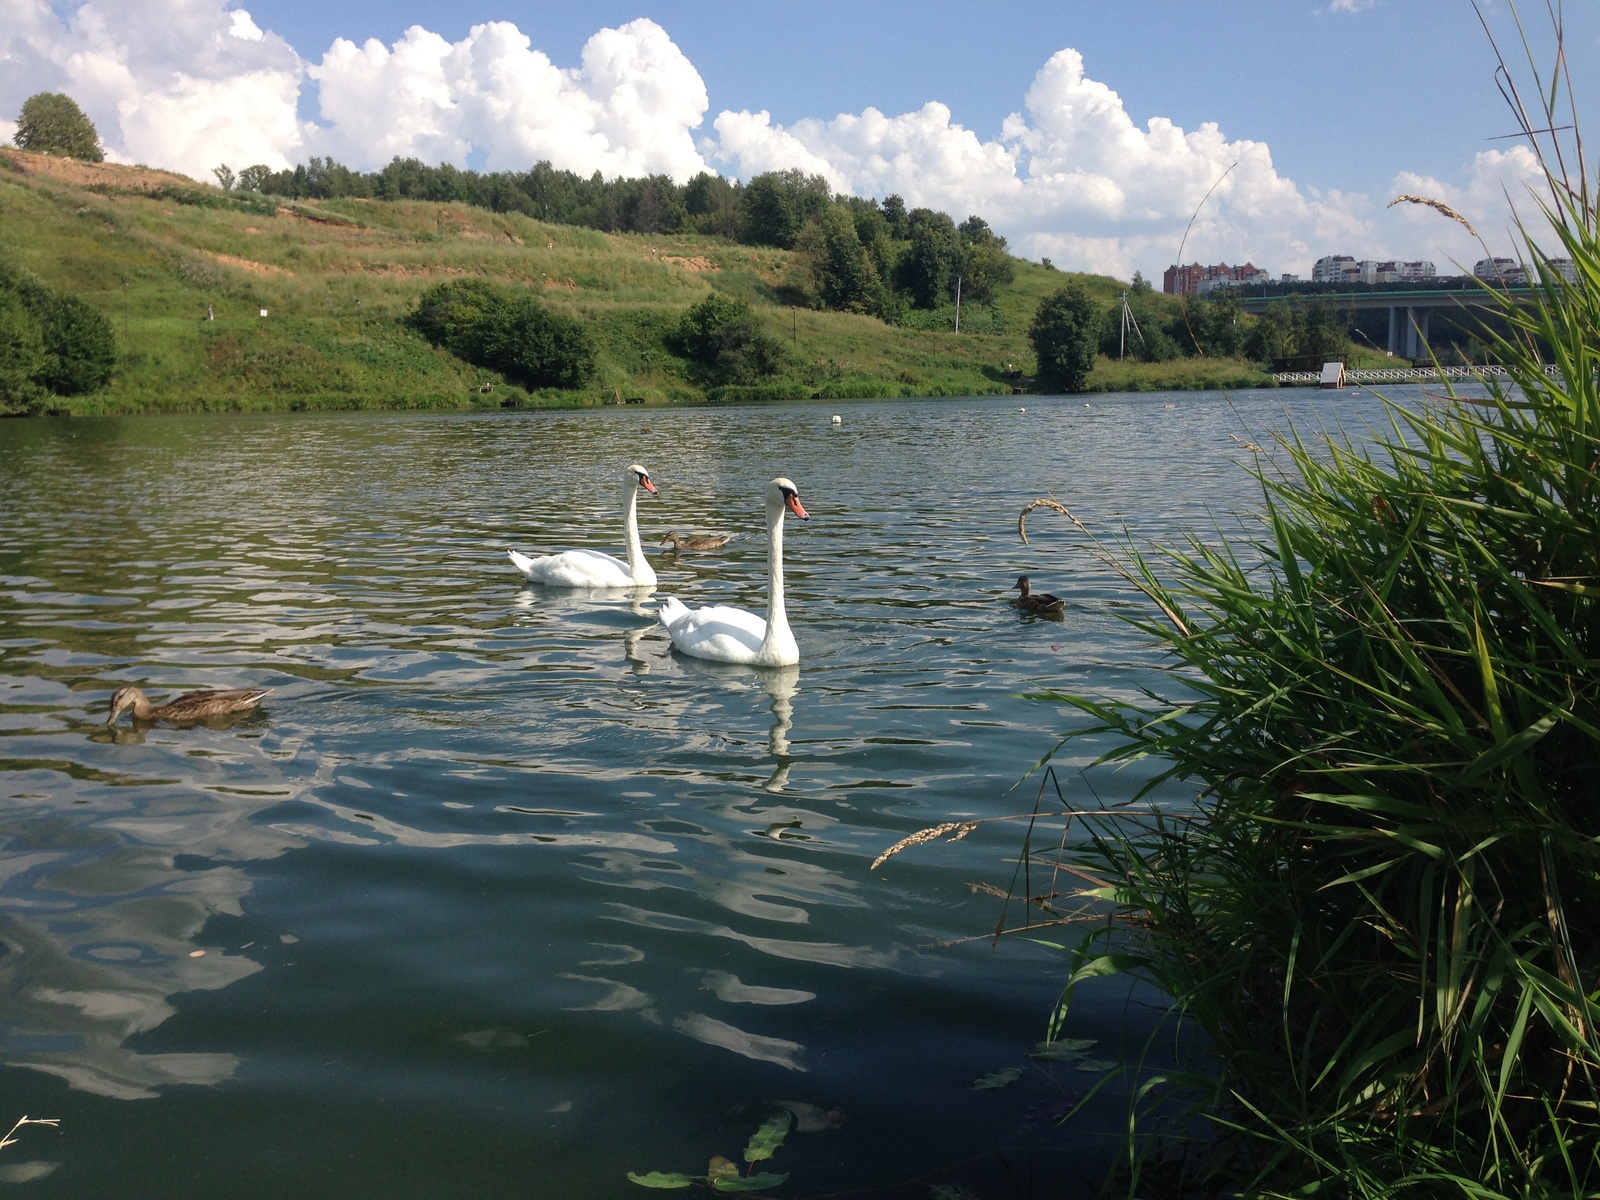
[622,481,645,577]
[759,498,791,657]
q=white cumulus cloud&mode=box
[306,17,710,179]
[0,3,1541,278]
[0,0,304,178]
[711,48,1369,277]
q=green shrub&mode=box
[410,279,594,389]
[0,289,48,414]
[1031,34,1600,1196]
[0,265,114,409]
[667,293,784,386]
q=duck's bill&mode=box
[785,494,809,520]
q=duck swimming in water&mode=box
[1013,575,1065,617]
[660,531,732,552]
[107,686,273,725]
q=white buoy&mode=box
[831,414,842,425]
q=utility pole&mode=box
[121,276,129,342]
[792,307,797,345]
[1118,291,1145,359]
[954,274,962,334]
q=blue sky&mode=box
[4,0,1591,278]
[245,0,1582,196]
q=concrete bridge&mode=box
[1236,287,1534,358]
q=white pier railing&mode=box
[1273,365,1561,385]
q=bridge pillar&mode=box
[1387,306,1401,355]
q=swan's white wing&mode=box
[658,597,767,663]
[508,547,635,587]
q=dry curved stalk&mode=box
[1017,496,1190,636]
[1388,193,1483,241]
[870,821,979,871]
[1229,433,1266,454]
[1,1116,60,1151]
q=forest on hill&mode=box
[4,126,1415,416]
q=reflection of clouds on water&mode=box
[0,724,307,1099]
[702,971,815,1006]
[557,973,656,1015]
[673,1013,807,1072]
[602,903,901,972]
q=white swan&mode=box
[656,477,809,666]
[508,464,659,587]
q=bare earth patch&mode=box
[0,147,198,192]
[662,255,718,272]
[206,251,293,277]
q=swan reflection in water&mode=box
[668,656,799,793]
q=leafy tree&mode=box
[684,171,740,237]
[1030,284,1100,392]
[1173,292,1247,358]
[896,208,962,309]
[739,170,830,248]
[1098,296,1181,361]
[237,164,272,193]
[1130,270,1152,296]
[668,294,783,386]
[793,206,881,313]
[411,279,594,389]
[957,217,1015,304]
[1243,296,1346,366]
[880,193,908,239]
[212,165,236,193]
[13,93,103,161]
[603,174,686,234]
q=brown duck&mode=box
[660,531,732,552]
[106,686,273,726]
[1013,575,1066,616]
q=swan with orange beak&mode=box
[657,478,809,666]
[508,464,659,587]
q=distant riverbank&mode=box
[2,148,1285,416]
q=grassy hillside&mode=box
[0,149,1271,414]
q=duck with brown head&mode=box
[660,531,731,552]
[1013,575,1066,617]
[107,686,273,726]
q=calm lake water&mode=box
[0,388,1417,1198]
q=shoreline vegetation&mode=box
[974,16,1596,1198]
[1,144,1393,417]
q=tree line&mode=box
[227,158,1013,324]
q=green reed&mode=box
[1032,16,1600,1196]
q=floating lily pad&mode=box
[743,1112,792,1163]
[713,1172,789,1193]
[973,1068,1022,1090]
[627,1171,696,1189]
[1029,1038,1097,1061]
[1076,1059,1120,1073]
